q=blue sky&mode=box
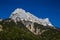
[0,0,60,28]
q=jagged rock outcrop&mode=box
[10,8,53,26]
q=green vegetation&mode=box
[0,20,60,40]
[0,20,39,40]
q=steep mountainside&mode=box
[0,20,39,40]
[0,19,60,40]
[9,8,56,35]
[0,8,60,40]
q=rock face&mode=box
[0,19,60,40]
[9,8,54,35]
[10,8,53,26]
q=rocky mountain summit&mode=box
[9,8,55,35]
[10,8,53,26]
[0,8,60,40]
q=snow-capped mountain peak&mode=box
[10,8,53,26]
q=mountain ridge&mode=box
[0,8,60,39]
[10,8,53,26]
